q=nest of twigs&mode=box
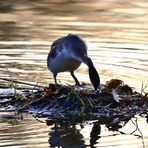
[0,78,147,126]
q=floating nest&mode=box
[0,78,148,127]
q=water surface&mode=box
[0,0,148,147]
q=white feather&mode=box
[112,89,121,102]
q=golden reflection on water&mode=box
[0,116,50,148]
[0,0,148,147]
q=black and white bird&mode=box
[47,34,100,90]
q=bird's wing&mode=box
[49,38,63,58]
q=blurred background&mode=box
[0,0,147,91]
[0,0,148,148]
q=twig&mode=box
[35,117,46,123]
[0,78,45,88]
[134,117,145,148]
[130,118,139,135]
[141,82,144,95]
[31,82,40,92]
[0,65,18,98]
[131,117,145,148]
[0,65,45,89]
[0,65,13,83]
[141,82,148,95]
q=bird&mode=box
[47,34,100,90]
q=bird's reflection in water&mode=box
[48,123,86,148]
[48,118,132,148]
[48,121,103,148]
[48,122,102,148]
[90,122,101,148]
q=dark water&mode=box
[0,0,148,147]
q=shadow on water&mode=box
[49,124,86,148]
[47,116,147,148]
[47,114,148,147]
[90,122,101,147]
[0,2,14,13]
[48,123,101,148]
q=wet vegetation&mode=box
[0,78,147,128]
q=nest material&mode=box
[0,79,147,125]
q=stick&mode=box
[0,78,44,88]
